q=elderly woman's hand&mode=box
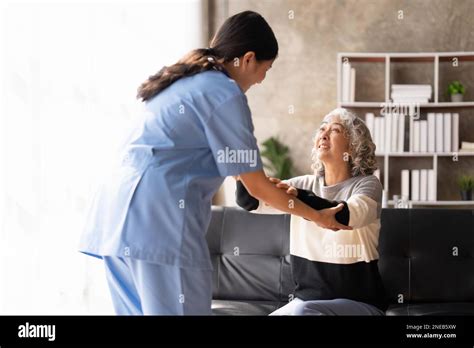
[316,203,353,231]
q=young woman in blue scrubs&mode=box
[79,10,336,315]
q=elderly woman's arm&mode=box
[346,175,382,229]
[236,179,350,226]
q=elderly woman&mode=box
[236,108,387,315]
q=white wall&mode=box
[0,0,204,314]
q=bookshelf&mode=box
[337,52,474,208]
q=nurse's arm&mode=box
[239,170,351,230]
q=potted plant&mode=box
[260,137,294,180]
[458,175,473,200]
[447,80,466,102]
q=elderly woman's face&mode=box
[314,115,351,163]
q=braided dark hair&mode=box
[137,11,278,102]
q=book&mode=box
[365,113,375,141]
[427,113,436,153]
[428,169,436,201]
[411,170,420,201]
[443,113,451,153]
[373,169,380,180]
[392,84,432,90]
[374,116,381,154]
[413,121,420,152]
[401,169,410,199]
[391,113,398,153]
[342,61,351,102]
[420,120,428,153]
[398,113,405,152]
[380,116,386,153]
[350,67,356,102]
[452,113,459,152]
[420,169,428,201]
[435,113,444,153]
[385,113,392,154]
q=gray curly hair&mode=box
[311,108,378,177]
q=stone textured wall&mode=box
[214,0,474,181]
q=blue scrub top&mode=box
[79,70,263,270]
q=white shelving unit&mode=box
[337,52,474,207]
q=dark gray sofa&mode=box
[206,206,474,315]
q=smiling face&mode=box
[314,115,351,164]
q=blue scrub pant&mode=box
[103,256,212,315]
[269,298,385,316]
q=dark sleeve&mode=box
[235,180,260,211]
[296,189,350,226]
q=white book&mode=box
[452,113,459,152]
[413,121,420,152]
[392,98,429,103]
[398,113,405,152]
[443,113,452,153]
[401,169,410,199]
[350,68,356,102]
[461,141,474,150]
[373,169,380,180]
[411,170,420,201]
[374,117,381,154]
[380,116,386,153]
[365,113,375,141]
[392,84,432,91]
[409,113,415,152]
[342,62,351,102]
[391,113,398,153]
[420,120,428,153]
[427,113,436,152]
[428,169,436,201]
[384,114,392,154]
[420,169,428,201]
[435,113,444,153]
[392,92,431,98]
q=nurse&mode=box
[79,10,331,315]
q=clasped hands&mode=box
[268,177,353,232]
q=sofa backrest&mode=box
[206,206,293,302]
[207,206,474,304]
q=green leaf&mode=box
[260,137,294,180]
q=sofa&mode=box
[206,206,474,315]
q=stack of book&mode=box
[401,169,436,202]
[460,141,474,153]
[365,113,405,153]
[341,62,356,103]
[411,113,459,153]
[391,84,432,104]
[365,112,460,154]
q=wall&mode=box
[212,0,474,177]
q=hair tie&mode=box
[205,47,215,55]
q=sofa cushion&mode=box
[378,209,474,304]
[207,206,293,302]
